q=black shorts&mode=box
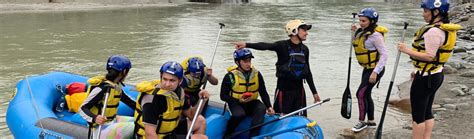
[273,88,307,116]
[410,72,444,124]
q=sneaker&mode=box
[351,122,367,132]
[366,122,377,128]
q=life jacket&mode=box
[227,65,260,101]
[352,25,388,69]
[133,80,185,138]
[65,92,88,113]
[182,70,207,93]
[276,42,310,80]
[86,76,123,126]
[64,82,88,112]
[181,56,208,93]
[411,23,461,75]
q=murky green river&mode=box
[0,0,430,137]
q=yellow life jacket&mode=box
[65,92,88,113]
[352,25,389,69]
[181,56,207,93]
[86,76,123,126]
[134,80,185,138]
[411,23,461,75]
[133,80,161,138]
[227,65,260,101]
[182,70,207,93]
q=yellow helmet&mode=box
[285,19,312,36]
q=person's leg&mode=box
[353,69,371,132]
[187,115,206,134]
[412,122,426,139]
[225,102,246,135]
[366,68,384,127]
[299,86,307,117]
[423,73,444,139]
[273,89,282,114]
[276,89,296,115]
[245,100,267,137]
[410,73,430,139]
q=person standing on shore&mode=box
[350,8,389,132]
[232,19,321,117]
[396,0,461,138]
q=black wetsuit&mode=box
[246,39,318,116]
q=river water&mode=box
[0,0,429,138]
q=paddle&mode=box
[226,98,331,139]
[95,88,111,139]
[341,13,358,119]
[375,22,409,139]
[186,23,225,139]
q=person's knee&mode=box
[231,110,246,119]
[197,115,206,125]
[255,104,266,115]
[191,134,208,139]
[412,115,426,124]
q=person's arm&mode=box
[78,87,105,123]
[144,124,158,139]
[205,67,218,85]
[257,72,272,108]
[370,33,388,74]
[246,42,279,51]
[142,95,166,139]
[220,73,239,104]
[304,47,318,94]
[232,41,280,51]
[120,90,136,110]
[399,28,444,62]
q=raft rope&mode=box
[25,76,64,139]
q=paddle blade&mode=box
[341,87,352,119]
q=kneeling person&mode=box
[134,61,209,139]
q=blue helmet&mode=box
[160,61,184,79]
[421,0,449,13]
[187,57,205,74]
[358,8,379,23]
[233,48,254,61]
[106,55,132,72]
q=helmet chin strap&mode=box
[429,9,441,24]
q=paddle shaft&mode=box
[96,90,110,139]
[186,23,225,139]
[227,98,330,138]
[375,22,409,139]
[341,13,358,119]
[346,13,357,87]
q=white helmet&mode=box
[285,19,312,36]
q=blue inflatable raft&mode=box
[6,71,323,139]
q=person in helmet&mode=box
[79,55,136,138]
[232,19,321,117]
[396,0,461,138]
[134,61,209,139]
[220,48,274,137]
[180,57,218,114]
[350,8,389,132]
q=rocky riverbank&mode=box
[386,2,474,138]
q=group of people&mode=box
[76,0,460,138]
